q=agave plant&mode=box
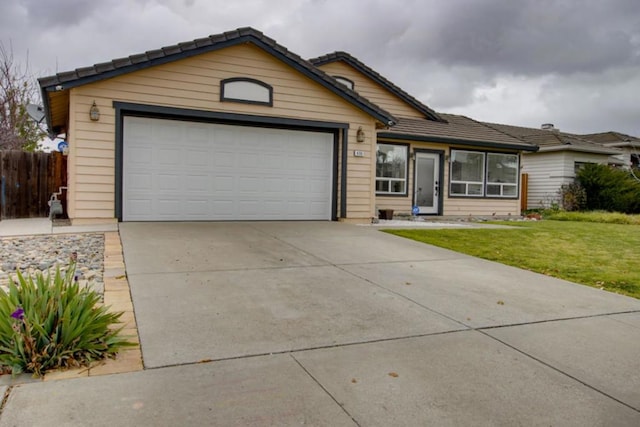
[0,265,135,377]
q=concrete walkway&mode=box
[1,221,639,426]
[0,217,117,237]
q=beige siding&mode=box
[66,43,378,221]
[443,198,520,217]
[375,139,521,217]
[317,62,425,119]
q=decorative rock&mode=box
[2,263,16,272]
[0,234,105,296]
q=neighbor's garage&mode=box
[122,116,334,221]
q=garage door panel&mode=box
[185,175,208,192]
[186,150,209,168]
[127,198,152,217]
[123,117,333,221]
[157,174,181,191]
[185,200,208,216]
[128,173,152,191]
[128,147,153,165]
[213,176,234,192]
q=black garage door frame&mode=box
[113,101,350,222]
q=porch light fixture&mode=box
[356,126,365,143]
[89,101,100,121]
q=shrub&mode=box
[577,164,640,214]
[559,182,587,211]
[0,265,135,377]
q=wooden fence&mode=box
[0,150,67,220]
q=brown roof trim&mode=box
[39,27,397,133]
[310,51,446,123]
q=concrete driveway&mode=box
[3,221,640,426]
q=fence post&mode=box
[520,173,529,212]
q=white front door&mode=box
[414,152,440,215]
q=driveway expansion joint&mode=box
[290,353,362,427]
[474,309,640,332]
[0,386,12,418]
[479,328,640,414]
[142,328,471,371]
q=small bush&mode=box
[559,182,586,211]
[0,265,135,377]
[577,164,640,214]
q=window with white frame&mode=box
[450,150,519,197]
[486,153,518,196]
[450,150,485,196]
[376,144,408,195]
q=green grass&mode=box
[543,210,640,225]
[385,220,640,299]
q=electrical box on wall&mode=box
[353,150,364,157]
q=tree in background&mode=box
[0,42,46,151]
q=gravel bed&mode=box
[0,234,105,295]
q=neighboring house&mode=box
[484,123,624,209]
[580,131,640,169]
[38,27,537,224]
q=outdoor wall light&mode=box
[89,101,100,121]
[356,126,365,142]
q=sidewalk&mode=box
[0,218,118,237]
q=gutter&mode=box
[536,145,622,155]
[377,131,539,152]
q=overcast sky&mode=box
[2,0,640,136]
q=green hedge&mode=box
[577,164,640,214]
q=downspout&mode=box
[340,128,348,218]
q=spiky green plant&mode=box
[0,265,135,377]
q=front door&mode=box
[414,152,440,214]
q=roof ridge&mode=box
[476,117,537,146]
[309,51,446,123]
[39,27,398,132]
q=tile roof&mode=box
[580,131,640,148]
[309,51,445,123]
[482,122,622,155]
[378,114,538,151]
[38,27,397,130]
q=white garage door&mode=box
[123,116,334,221]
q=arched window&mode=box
[220,78,273,106]
[333,76,354,90]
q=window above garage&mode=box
[220,78,273,106]
[333,76,354,90]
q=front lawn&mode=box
[385,220,640,299]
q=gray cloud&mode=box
[1,0,639,136]
[21,0,108,29]
[406,0,640,75]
